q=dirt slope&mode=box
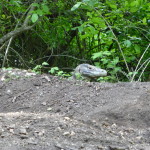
[0,69,150,150]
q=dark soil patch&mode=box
[0,69,150,150]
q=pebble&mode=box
[19,128,27,135]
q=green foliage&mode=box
[92,50,122,82]
[1,67,20,82]
[0,0,149,82]
[73,72,84,80]
[32,62,49,74]
[49,67,70,77]
[31,1,51,23]
[32,65,43,74]
[2,67,13,71]
[33,62,70,77]
[71,2,82,11]
[70,0,149,81]
[31,14,38,23]
[49,67,59,74]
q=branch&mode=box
[0,0,39,45]
[0,25,34,45]
[2,37,13,67]
[23,5,33,26]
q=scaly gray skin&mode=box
[73,64,107,80]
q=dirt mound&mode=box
[0,69,150,150]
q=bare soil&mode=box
[0,69,150,150]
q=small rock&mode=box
[0,128,4,136]
[64,117,70,120]
[136,136,143,141]
[27,138,38,145]
[1,132,8,138]
[56,127,62,131]
[9,128,14,134]
[41,102,47,106]
[108,145,129,150]
[20,134,28,139]
[70,131,75,136]
[25,72,36,77]
[111,123,117,128]
[33,80,41,86]
[63,131,70,136]
[38,130,45,136]
[102,121,110,127]
[47,107,52,111]
[6,89,13,95]
[8,124,15,129]
[19,128,27,135]
[43,76,51,82]
[34,130,45,137]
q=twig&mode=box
[23,4,34,26]
[33,55,88,62]
[131,43,150,82]
[138,60,150,81]
[10,47,30,68]
[136,58,150,73]
[0,42,6,52]
[125,26,150,41]
[2,37,13,67]
[12,88,32,103]
[118,70,130,80]
[93,8,130,73]
[46,48,54,62]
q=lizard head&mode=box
[78,64,107,78]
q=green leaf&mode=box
[114,67,121,73]
[103,51,111,56]
[128,71,138,76]
[87,12,92,18]
[83,0,99,7]
[124,40,132,48]
[71,2,82,11]
[42,5,49,13]
[107,63,114,69]
[49,67,59,74]
[130,1,136,6]
[101,58,109,64]
[10,0,21,7]
[57,71,64,76]
[109,4,117,9]
[92,52,103,60]
[42,62,49,66]
[112,57,119,65]
[2,14,6,18]
[142,17,147,25]
[134,44,140,54]
[31,14,38,23]
[36,9,43,16]
[32,3,39,7]
[78,26,84,33]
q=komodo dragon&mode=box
[73,64,107,80]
